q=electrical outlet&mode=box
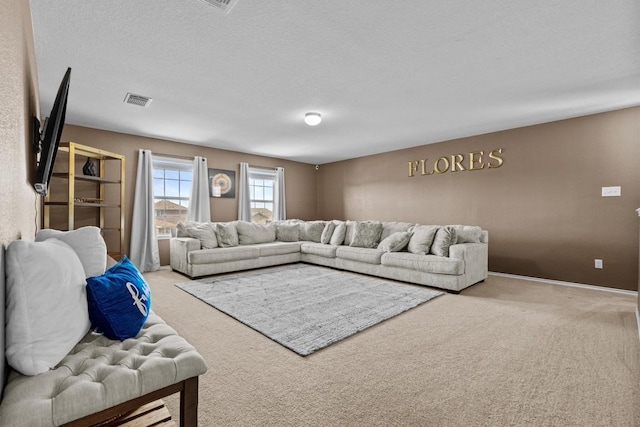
[602,186,621,197]
[595,259,603,269]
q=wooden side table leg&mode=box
[180,376,199,427]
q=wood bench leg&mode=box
[180,376,199,427]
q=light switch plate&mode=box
[602,186,621,197]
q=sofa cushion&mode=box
[431,226,457,257]
[86,256,151,341]
[381,252,464,275]
[188,246,260,265]
[236,221,276,245]
[407,225,439,255]
[182,222,218,249]
[5,238,90,376]
[350,221,383,249]
[330,221,347,246]
[256,242,302,257]
[299,221,326,242]
[35,226,107,278]
[380,222,415,241]
[448,225,483,244]
[214,222,239,247]
[276,223,300,242]
[301,242,339,258]
[320,222,336,244]
[336,246,383,264]
[377,231,412,252]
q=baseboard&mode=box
[636,307,640,341]
[488,271,638,297]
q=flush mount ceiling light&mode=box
[304,112,322,126]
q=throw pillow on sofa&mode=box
[448,225,483,244]
[214,222,239,247]
[430,226,457,257]
[276,223,300,242]
[86,256,151,341]
[176,221,199,237]
[35,226,107,278]
[330,221,347,246]
[343,220,356,246]
[299,221,326,242]
[377,231,412,252]
[379,222,415,241]
[320,222,336,244]
[349,221,383,249]
[236,221,276,244]
[407,225,439,255]
[183,222,218,249]
[5,238,91,376]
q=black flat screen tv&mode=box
[34,67,71,196]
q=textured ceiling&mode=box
[30,0,640,164]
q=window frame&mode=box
[248,167,275,224]
[152,156,193,239]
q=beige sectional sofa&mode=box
[170,220,488,293]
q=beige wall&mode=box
[317,107,640,291]
[60,125,318,264]
[0,0,40,246]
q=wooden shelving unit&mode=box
[43,142,125,259]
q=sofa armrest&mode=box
[170,237,201,275]
[449,243,488,283]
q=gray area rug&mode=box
[176,264,443,356]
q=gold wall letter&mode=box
[420,159,433,175]
[408,160,419,177]
[488,148,504,168]
[469,151,485,170]
[451,154,466,172]
[434,157,450,174]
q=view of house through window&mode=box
[153,157,193,237]
[249,167,275,224]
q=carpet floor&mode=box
[145,266,640,427]
[175,264,442,356]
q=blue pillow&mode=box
[86,256,151,340]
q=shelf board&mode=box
[52,173,121,184]
[75,202,121,208]
[44,201,121,208]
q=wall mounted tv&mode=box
[33,67,71,196]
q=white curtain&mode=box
[273,167,286,221]
[129,149,160,272]
[187,156,211,222]
[238,162,252,222]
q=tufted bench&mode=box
[0,312,208,427]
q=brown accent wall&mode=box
[0,0,40,246]
[317,107,640,291]
[60,125,318,264]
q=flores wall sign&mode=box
[408,148,504,177]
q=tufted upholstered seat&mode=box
[0,312,208,427]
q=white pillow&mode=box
[184,222,218,248]
[35,226,107,278]
[377,231,412,252]
[320,222,336,244]
[5,238,91,376]
[330,221,347,246]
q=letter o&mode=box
[434,157,450,174]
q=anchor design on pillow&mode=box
[126,281,149,316]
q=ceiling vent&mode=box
[198,0,238,14]
[124,93,152,107]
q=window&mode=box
[153,157,193,237]
[249,167,275,224]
